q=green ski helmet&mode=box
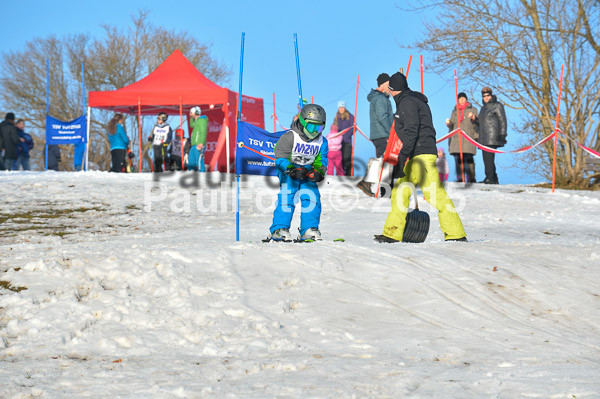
[298,104,326,139]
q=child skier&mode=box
[268,104,329,242]
[148,112,173,173]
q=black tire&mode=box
[402,209,430,243]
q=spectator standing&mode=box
[326,124,344,176]
[368,73,393,157]
[107,113,129,172]
[375,72,467,243]
[478,87,507,184]
[446,92,478,182]
[47,145,61,171]
[188,106,208,172]
[13,119,34,170]
[333,101,354,176]
[436,147,449,183]
[1,112,20,169]
[148,112,173,173]
[357,73,393,196]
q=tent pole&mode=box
[138,98,142,172]
[180,97,184,170]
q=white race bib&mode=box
[152,125,170,145]
[290,131,323,166]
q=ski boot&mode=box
[298,228,322,242]
[374,234,400,243]
[268,228,293,242]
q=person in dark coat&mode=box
[376,72,467,243]
[1,112,20,169]
[477,87,507,184]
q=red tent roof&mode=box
[88,50,229,114]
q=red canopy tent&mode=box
[88,49,264,172]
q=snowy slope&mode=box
[1,171,599,398]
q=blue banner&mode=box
[45,115,87,145]
[236,121,286,175]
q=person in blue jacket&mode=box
[107,113,129,172]
[14,119,34,170]
[268,104,329,242]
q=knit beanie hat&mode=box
[5,112,15,121]
[377,73,390,87]
[388,72,408,92]
[458,92,468,100]
[337,100,346,108]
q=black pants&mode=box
[372,138,388,158]
[452,154,476,182]
[342,142,353,176]
[170,155,184,171]
[152,145,167,173]
[111,149,126,172]
[482,145,499,181]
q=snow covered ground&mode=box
[1,171,599,398]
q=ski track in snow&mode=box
[1,171,599,398]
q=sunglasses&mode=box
[483,93,492,97]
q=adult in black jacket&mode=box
[376,72,467,243]
[478,87,507,184]
[1,112,20,169]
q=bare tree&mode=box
[0,10,230,171]
[407,0,600,187]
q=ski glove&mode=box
[306,168,324,182]
[396,156,407,178]
[287,166,308,180]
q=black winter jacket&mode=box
[392,89,438,165]
[478,95,507,147]
[0,120,20,159]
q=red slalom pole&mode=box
[350,74,359,176]
[552,65,565,193]
[405,55,413,78]
[272,93,276,132]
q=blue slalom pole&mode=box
[294,33,303,108]
[81,62,87,171]
[236,32,245,242]
[45,59,49,171]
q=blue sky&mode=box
[1,0,539,184]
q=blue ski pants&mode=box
[270,171,321,236]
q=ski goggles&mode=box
[299,115,325,134]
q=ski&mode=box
[262,237,345,243]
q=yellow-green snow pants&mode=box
[382,154,466,241]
